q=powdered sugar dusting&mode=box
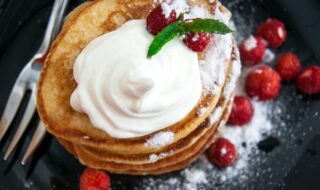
[161,0,189,18]
[243,35,257,51]
[149,151,173,163]
[161,3,172,18]
[224,51,241,98]
[148,154,159,162]
[200,33,233,94]
[185,2,234,94]
[187,6,212,19]
[197,106,208,116]
[183,168,208,190]
[192,34,199,42]
[220,100,273,145]
[182,2,234,95]
[263,49,275,63]
[138,75,279,189]
[213,2,231,24]
[209,106,222,124]
[145,131,175,149]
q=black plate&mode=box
[0,0,320,189]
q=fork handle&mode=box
[52,0,69,39]
[34,0,69,61]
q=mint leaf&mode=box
[147,22,184,58]
[177,13,184,22]
[183,19,233,34]
[147,18,232,58]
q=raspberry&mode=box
[256,19,287,48]
[245,65,281,101]
[276,53,301,81]
[207,137,237,168]
[228,96,254,126]
[80,168,111,190]
[146,5,177,35]
[183,32,212,52]
[296,66,320,95]
[240,36,266,66]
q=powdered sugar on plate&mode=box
[137,68,280,189]
[220,100,273,152]
[183,168,208,190]
[263,49,275,63]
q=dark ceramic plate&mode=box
[0,0,320,189]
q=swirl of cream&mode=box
[70,20,202,138]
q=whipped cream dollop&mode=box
[70,20,202,138]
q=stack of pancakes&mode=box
[37,0,240,175]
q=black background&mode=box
[0,0,320,189]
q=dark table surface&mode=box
[0,0,320,189]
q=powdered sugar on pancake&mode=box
[212,2,231,24]
[209,106,223,124]
[187,6,212,19]
[145,131,175,149]
[159,1,234,96]
[200,33,233,94]
[223,47,241,98]
[188,4,234,95]
[161,0,189,18]
[149,150,174,163]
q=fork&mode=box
[0,0,69,165]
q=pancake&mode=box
[37,0,241,175]
[77,43,239,166]
[55,43,239,174]
[56,95,234,175]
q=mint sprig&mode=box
[147,18,233,58]
[147,23,184,58]
[183,19,233,34]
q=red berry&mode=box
[146,5,177,35]
[240,36,266,66]
[256,19,287,48]
[228,96,254,126]
[183,32,212,52]
[296,66,320,95]
[80,168,110,190]
[276,53,301,81]
[207,137,237,168]
[245,66,281,101]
